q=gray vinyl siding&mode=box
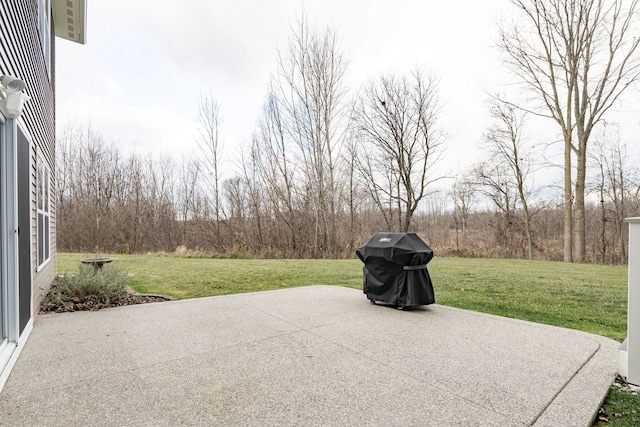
[0,0,57,309]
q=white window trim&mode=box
[36,152,51,270]
[38,0,52,78]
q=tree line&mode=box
[55,122,639,263]
[56,1,640,263]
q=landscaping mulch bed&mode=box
[39,283,172,314]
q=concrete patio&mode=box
[0,285,619,426]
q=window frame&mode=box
[38,0,52,78]
[36,153,51,269]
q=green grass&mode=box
[56,253,628,341]
[56,253,637,426]
[430,258,628,342]
[56,254,363,299]
[594,386,640,427]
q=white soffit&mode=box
[52,0,87,44]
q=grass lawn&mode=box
[56,253,637,426]
[57,253,628,341]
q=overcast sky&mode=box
[55,0,639,185]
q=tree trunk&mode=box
[599,199,607,264]
[523,205,533,260]
[573,140,587,262]
[563,135,573,262]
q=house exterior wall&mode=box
[1,0,85,392]
[0,0,56,311]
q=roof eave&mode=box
[52,0,87,44]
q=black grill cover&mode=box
[356,233,435,307]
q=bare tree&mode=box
[343,134,367,249]
[254,91,302,255]
[197,90,224,246]
[176,157,201,246]
[352,70,445,232]
[452,175,476,233]
[273,15,348,257]
[484,97,535,258]
[223,176,249,249]
[592,149,609,263]
[451,175,476,252]
[473,161,521,257]
[591,131,637,263]
[238,140,266,252]
[499,0,640,262]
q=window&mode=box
[37,155,50,267]
[38,0,52,76]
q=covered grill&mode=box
[356,233,435,308]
